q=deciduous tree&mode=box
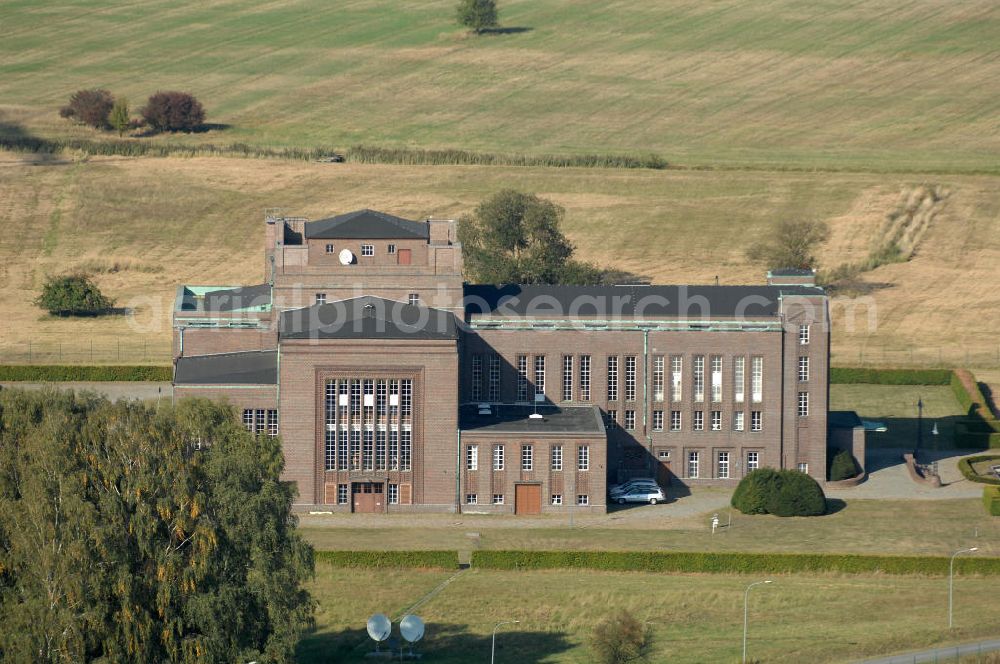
[746,218,829,271]
[109,97,130,137]
[456,0,499,33]
[35,274,114,316]
[590,609,652,664]
[141,91,205,132]
[59,89,114,129]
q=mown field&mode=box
[2,153,999,368]
[298,566,1000,663]
[2,0,999,172]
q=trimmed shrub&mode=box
[830,368,952,385]
[313,550,458,569]
[35,274,113,316]
[984,486,1000,516]
[141,91,205,132]
[60,88,114,129]
[767,471,827,517]
[731,468,779,515]
[829,449,861,481]
[958,455,1000,486]
[0,365,171,381]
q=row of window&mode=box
[316,292,419,306]
[611,409,767,432]
[335,483,402,504]
[467,444,590,472]
[465,493,590,506]
[242,409,279,437]
[325,243,394,256]
[323,378,414,471]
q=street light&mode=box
[743,580,773,663]
[916,397,924,453]
[491,620,520,664]
[949,547,978,628]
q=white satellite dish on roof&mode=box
[366,613,391,644]
[399,615,425,644]
[339,248,355,265]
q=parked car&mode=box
[608,477,657,495]
[609,481,660,498]
[615,485,666,505]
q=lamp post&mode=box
[491,620,520,664]
[916,397,924,454]
[743,580,773,663]
[949,547,978,628]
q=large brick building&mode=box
[173,209,832,514]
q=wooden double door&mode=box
[514,483,541,515]
[352,482,385,513]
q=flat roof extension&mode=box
[459,404,606,435]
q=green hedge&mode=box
[314,550,458,569]
[0,365,172,381]
[958,455,1000,486]
[984,487,1000,516]
[830,368,952,385]
[471,550,1000,576]
[950,370,1000,449]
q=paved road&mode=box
[856,637,1000,663]
[0,381,172,402]
[827,447,987,500]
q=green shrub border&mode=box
[314,550,459,569]
[470,550,1000,576]
[0,365,172,381]
[829,368,952,385]
[984,486,1000,517]
[958,455,1000,486]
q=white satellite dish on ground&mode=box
[366,613,391,644]
[399,615,425,644]
[339,248,355,265]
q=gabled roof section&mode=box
[174,350,277,385]
[304,209,429,240]
[280,296,458,341]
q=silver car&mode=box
[615,485,666,505]
[608,477,658,495]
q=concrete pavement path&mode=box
[856,637,1000,663]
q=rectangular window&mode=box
[325,243,335,254]
[798,356,809,382]
[243,409,254,432]
[624,355,637,401]
[693,355,705,402]
[607,356,619,401]
[400,430,412,471]
[671,357,683,402]
[488,354,501,402]
[517,355,529,402]
[361,244,374,256]
[718,451,730,479]
[466,494,478,505]
[551,445,563,471]
[388,484,399,504]
[711,410,722,431]
[734,357,745,403]
[375,430,386,471]
[466,444,478,471]
[471,355,483,402]
[711,356,722,403]
[693,410,704,431]
[339,430,349,471]
[562,355,573,402]
[799,324,810,345]
[534,356,545,399]
[652,410,664,431]
[577,494,589,506]
[687,451,700,478]
[325,430,336,471]
[606,410,617,430]
[315,293,326,305]
[408,293,419,306]
[578,445,590,471]
[493,494,504,505]
[733,411,745,432]
[551,494,562,505]
[337,484,348,505]
[751,411,762,432]
[255,409,265,435]
[670,410,682,431]
[624,410,636,431]
[387,244,396,254]
[652,355,665,402]
[579,355,591,401]
[658,449,671,461]
[362,429,374,471]
[798,392,809,417]
[751,357,763,403]
[521,444,533,471]
[798,463,809,474]
[493,444,505,471]
[266,409,278,437]
[747,451,759,472]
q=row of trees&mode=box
[61,89,206,134]
[0,390,315,662]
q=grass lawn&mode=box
[829,384,968,449]
[297,498,1000,558]
[299,566,1000,663]
[2,0,999,173]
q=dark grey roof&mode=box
[280,296,459,341]
[463,284,824,319]
[304,209,429,240]
[828,410,863,429]
[174,350,277,385]
[201,284,271,312]
[460,404,606,435]
[769,268,815,276]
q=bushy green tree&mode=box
[0,390,315,663]
[109,97,130,136]
[35,274,114,316]
[731,468,827,517]
[456,0,499,33]
[746,218,830,270]
[829,449,861,481]
[730,468,780,515]
[590,609,652,664]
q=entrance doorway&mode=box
[352,482,385,513]
[397,249,412,265]
[514,484,541,515]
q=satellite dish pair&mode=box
[367,613,425,649]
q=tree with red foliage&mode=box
[141,91,205,132]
